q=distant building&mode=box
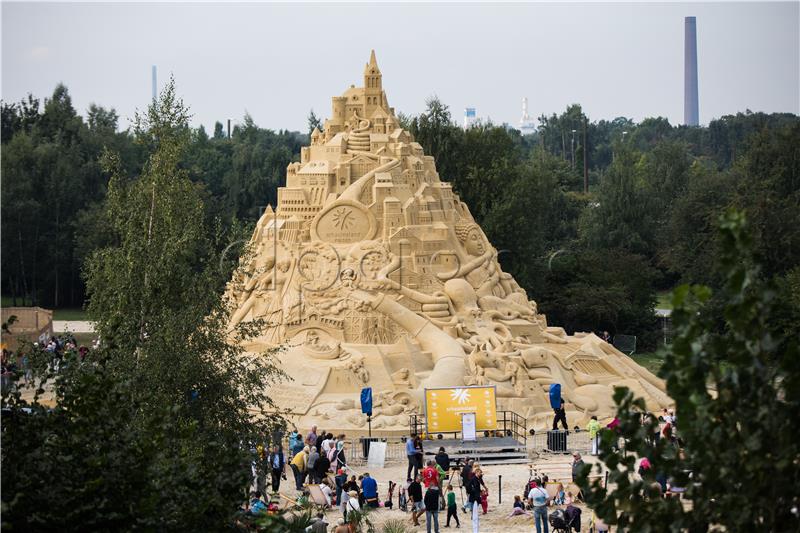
[519,97,536,135]
[463,107,477,129]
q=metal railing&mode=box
[408,410,527,445]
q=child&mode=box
[480,489,488,514]
[553,483,566,505]
[564,490,574,506]
[399,482,408,512]
[445,484,460,527]
[507,495,531,517]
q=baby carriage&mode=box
[549,508,581,533]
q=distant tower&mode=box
[684,16,699,126]
[152,65,157,101]
[463,108,477,129]
[519,97,536,135]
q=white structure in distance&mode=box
[463,107,478,129]
[519,97,536,136]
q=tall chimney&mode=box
[152,65,157,101]
[684,16,699,126]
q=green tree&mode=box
[307,108,322,136]
[579,210,800,532]
[1,79,287,530]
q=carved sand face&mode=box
[465,229,485,256]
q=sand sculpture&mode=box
[226,51,671,433]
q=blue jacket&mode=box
[361,476,378,499]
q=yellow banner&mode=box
[425,386,497,433]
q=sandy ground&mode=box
[284,455,606,533]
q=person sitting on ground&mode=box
[553,482,565,505]
[409,474,424,527]
[343,475,359,495]
[361,472,379,508]
[308,511,328,533]
[564,491,574,506]
[333,518,349,533]
[248,491,267,515]
[297,488,311,507]
[345,490,360,516]
[508,495,531,517]
[445,484,460,527]
[320,478,333,507]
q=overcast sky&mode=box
[2,1,798,132]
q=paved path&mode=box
[53,320,96,333]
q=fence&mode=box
[527,429,625,457]
[408,410,527,445]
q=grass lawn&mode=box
[631,351,666,375]
[52,308,89,321]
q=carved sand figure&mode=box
[225,51,672,433]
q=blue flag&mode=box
[360,387,373,415]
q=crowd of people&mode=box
[243,418,684,532]
[1,333,94,393]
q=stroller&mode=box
[549,507,581,533]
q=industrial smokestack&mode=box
[684,16,699,126]
[152,65,157,101]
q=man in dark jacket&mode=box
[267,445,285,493]
[435,447,450,472]
[408,474,424,527]
[553,397,568,430]
[424,485,441,533]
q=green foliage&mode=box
[2,80,286,531]
[578,210,800,532]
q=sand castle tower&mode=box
[227,52,671,433]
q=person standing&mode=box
[408,474,424,527]
[307,446,320,484]
[267,444,285,493]
[424,484,441,533]
[444,484,460,528]
[586,416,601,456]
[306,425,318,448]
[466,466,483,533]
[289,427,304,458]
[552,397,568,430]
[435,446,450,472]
[571,452,585,483]
[527,479,549,533]
[406,433,420,480]
[414,434,425,475]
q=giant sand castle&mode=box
[227,52,671,433]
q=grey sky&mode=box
[2,2,798,132]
